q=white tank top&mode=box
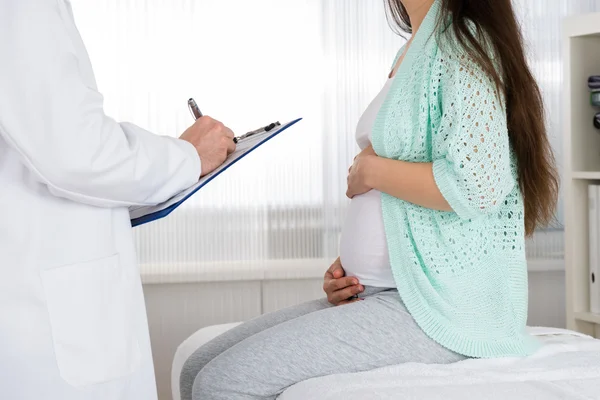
[339,77,396,288]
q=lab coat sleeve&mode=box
[0,0,201,208]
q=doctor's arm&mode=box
[0,1,231,208]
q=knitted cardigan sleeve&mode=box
[432,54,515,221]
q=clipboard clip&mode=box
[234,121,281,144]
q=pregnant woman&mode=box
[181,0,559,398]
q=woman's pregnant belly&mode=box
[339,189,396,288]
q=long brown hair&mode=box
[386,0,559,236]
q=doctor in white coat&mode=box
[0,1,236,399]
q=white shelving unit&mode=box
[564,12,600,338]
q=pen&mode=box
[188,98,203,120]
[188,97,238,143]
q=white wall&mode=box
[143,270,565,400]
[527,271,566,328]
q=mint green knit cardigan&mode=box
[372,0,539,358]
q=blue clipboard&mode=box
[129,118,302,227]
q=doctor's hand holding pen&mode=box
[180,99,236,177]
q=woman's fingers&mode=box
[332,268,344,279]
[326,257,342,274]
[324,277,347,297]
[332,277,359,291]
[324,259,339,281]
[330,284,364,305]
[323,257,362,305]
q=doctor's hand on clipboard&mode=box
[180,115,236,177]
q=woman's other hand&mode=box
[346,145,377,199]
[323,257,364,306]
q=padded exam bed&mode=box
[172,324,600,399]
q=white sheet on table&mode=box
[280,327,600,400]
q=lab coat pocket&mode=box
[41,254,141,387]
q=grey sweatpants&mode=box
[181,287,465,400]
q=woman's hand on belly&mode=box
[347,145,377,199]
[323,257,364,306]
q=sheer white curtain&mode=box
[70,0,599,276]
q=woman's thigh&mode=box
[192,290,465,400]
[180,297,332,400]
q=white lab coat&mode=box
[0,1,201,399]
